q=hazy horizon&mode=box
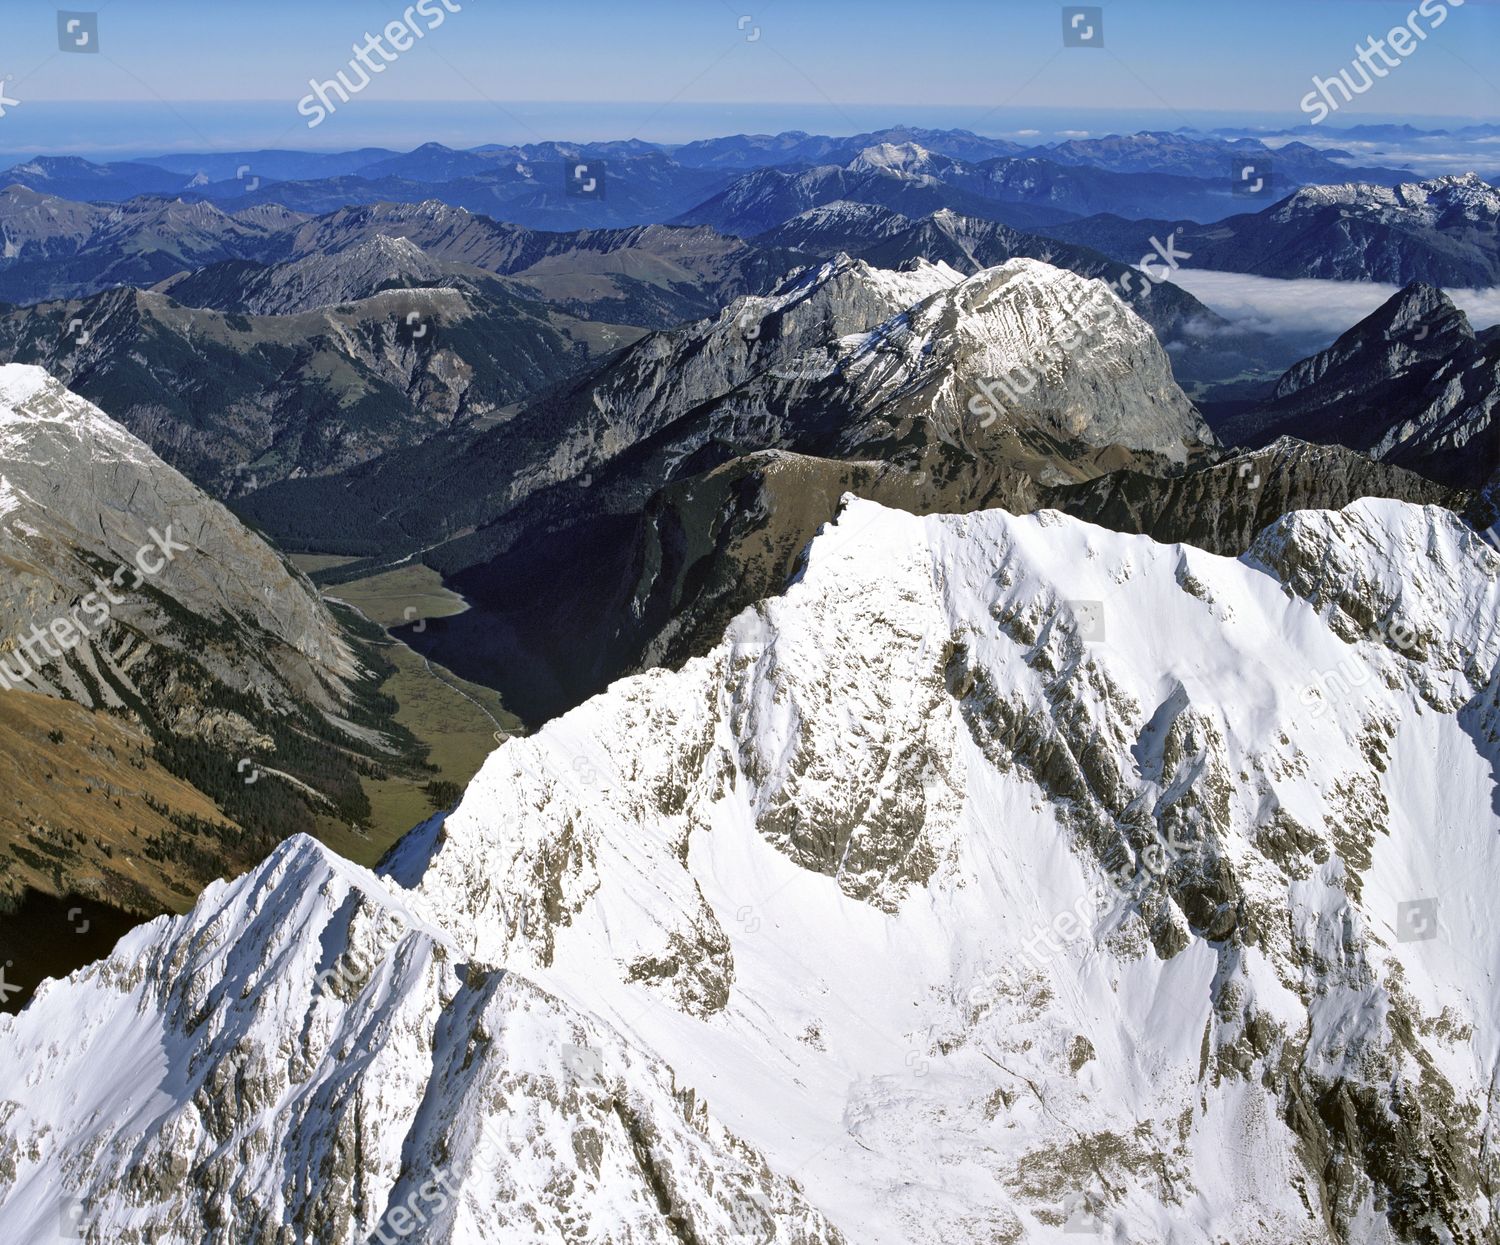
[0,101,1497,163]
[1,0,1495,156]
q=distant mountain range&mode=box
[1041,172,1500,287]
[0,127,1423,232]
[0,188,1304,495]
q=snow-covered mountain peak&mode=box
[761,250,963,315]
[0,826,843,1243]
[846,141,940,176]
[0,362,154,460]
[3,492,1499,1241]
[838,257,1212,458]
[1273,171,1500,225]
[1249,497,1500,701]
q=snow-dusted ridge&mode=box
[2,496,1498,1243]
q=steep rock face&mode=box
[153,233,449,316]
[0,366,392,935]
[1221,283,1500,488]
[240,252,1177,563]
[568,252,968,459]
[587,254,964,434]
[841,257,1211,461]
[0,365,354,717]
[1267,282,1466,403]
[5,497,1498,1243]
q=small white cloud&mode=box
[1057,129,1091,139]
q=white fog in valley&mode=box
[1167,267,1500,341]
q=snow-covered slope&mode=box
[3,496,1497,1243]
[1269,171,1500,228]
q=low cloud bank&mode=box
[1165,269,1500,341]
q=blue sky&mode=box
[0,0,1496,152]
